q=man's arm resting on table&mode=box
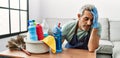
[88,28,100,52]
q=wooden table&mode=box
[0,48,96,58]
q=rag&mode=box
[42,35,56,53]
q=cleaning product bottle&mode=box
[53,23,62,53]
[41,19,49,37]
[28,20,38,41]
[36,24,44,40]
[33,20,37,26]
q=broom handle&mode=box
[20,48,31,56]
[11,42,31,56]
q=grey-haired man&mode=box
[62,4,101,52]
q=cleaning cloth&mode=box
[42,35,56,53]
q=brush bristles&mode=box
[6,35,26,51]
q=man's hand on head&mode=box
[91,7,98,29]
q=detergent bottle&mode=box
[36,24,44,40]
[28,20,38,41]
[53,23,62,53]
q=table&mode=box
[0,48,96,58]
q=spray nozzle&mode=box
[58,22,61,28]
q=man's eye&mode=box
[84,17,89,21]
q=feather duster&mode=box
[6,35,31,56]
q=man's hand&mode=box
[91,7,98,28]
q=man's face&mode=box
[78,10,93,31]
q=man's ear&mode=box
[77,13,81,18]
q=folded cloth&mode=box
[42,35,56,53]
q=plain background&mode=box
[29,0,120,22]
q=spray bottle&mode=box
[41,19,49,37]
[53,23,62,53]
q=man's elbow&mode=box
[88,48,95,52]
[88,46,98,53]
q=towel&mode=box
[42,35,56,53]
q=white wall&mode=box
[29,0,120,20]
[29,0,41,23]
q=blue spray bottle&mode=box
[53,23,62,53]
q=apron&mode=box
[65,22,91,50]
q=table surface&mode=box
[0,48,96,58]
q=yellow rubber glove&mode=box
[42,35,56,53]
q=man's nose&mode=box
[87,20,92,25]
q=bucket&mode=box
[24,38,49,53]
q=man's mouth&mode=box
[84,25,90,29]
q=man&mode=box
[62,4,101,52]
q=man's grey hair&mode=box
[79,4,95,15]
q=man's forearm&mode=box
[88,28,100,52]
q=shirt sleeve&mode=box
[61,21,77,40]
[61,22,71,40]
